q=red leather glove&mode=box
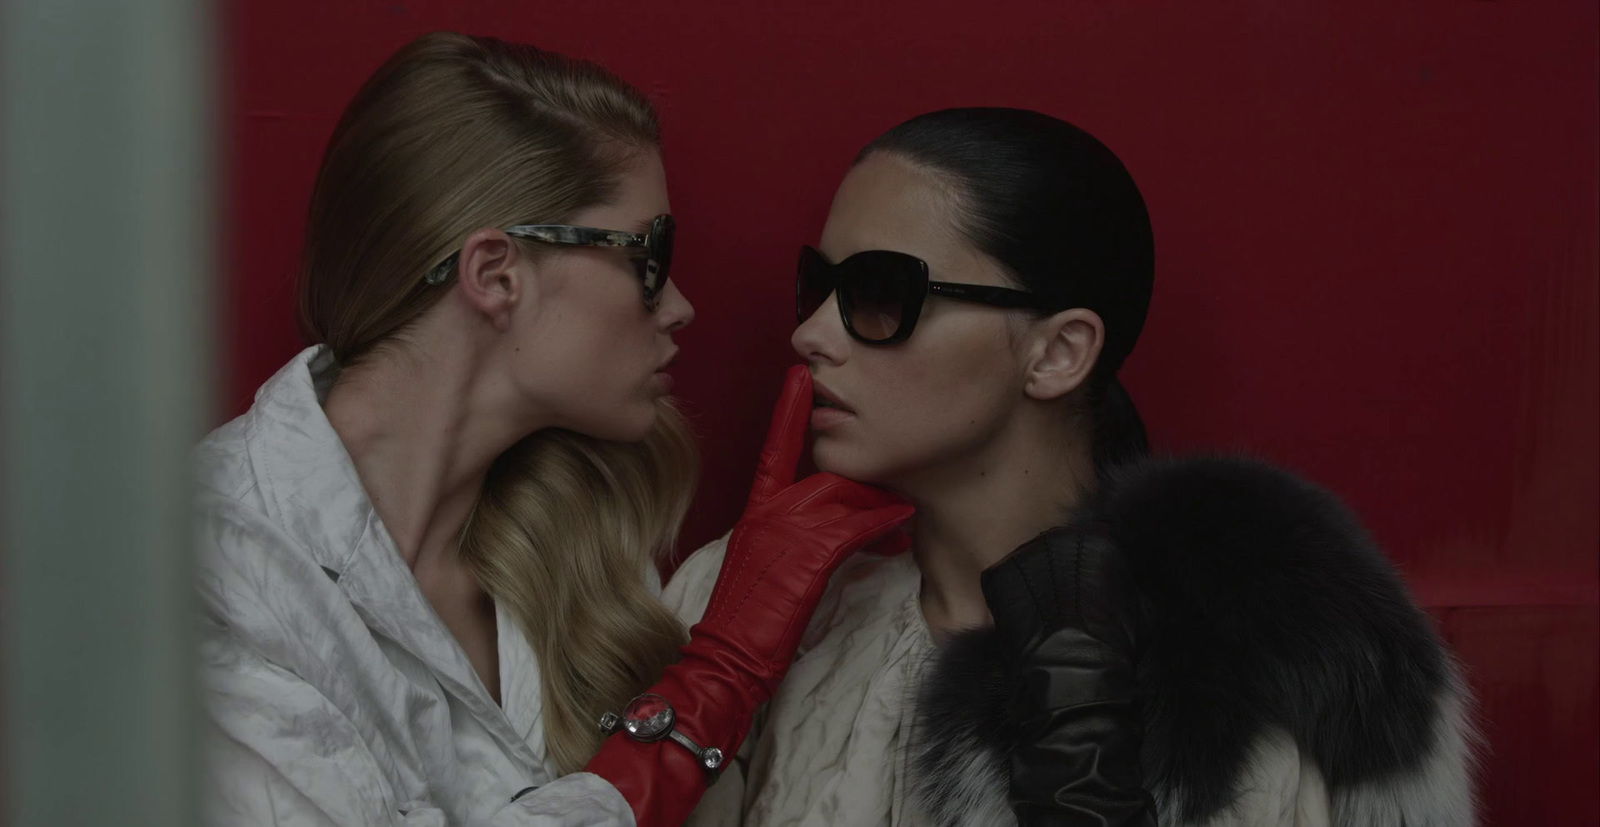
[584,366,914,826]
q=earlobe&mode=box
[1023,309,1105,401]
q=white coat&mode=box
[194,346,638,826]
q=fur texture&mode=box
[908,455,1479,826]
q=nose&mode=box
[656,279,694,333]
[790,290,847,365]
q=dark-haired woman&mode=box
[662,108,1477,826]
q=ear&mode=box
[1022,308,1105,402]
[453,228,527,330]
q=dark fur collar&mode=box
[908,455,1479,826]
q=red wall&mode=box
[227,2,1598,823]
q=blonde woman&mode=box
[194,33,912,826]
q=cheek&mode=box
[814,324,1019,483]
[517,290,660,439]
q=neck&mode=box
[322,333,530,572]
[902,407,1094,638]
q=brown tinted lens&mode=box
[840,252,917,341]
[645,214,675,295]
[797,247,832,322]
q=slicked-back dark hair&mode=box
[861,107,1155,478]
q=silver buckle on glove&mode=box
[598,693,725,777]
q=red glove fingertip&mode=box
[747,366,813,508]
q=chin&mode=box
[812,436,896,485]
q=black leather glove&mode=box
[980,525,1157,827]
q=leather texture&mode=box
[981,526,1157,827]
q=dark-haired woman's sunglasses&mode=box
[797,246,1050,344]
[426,213,676,311]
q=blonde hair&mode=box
[298,31,693,772]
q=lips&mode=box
[812,380,853,413]
[650,350,679,395]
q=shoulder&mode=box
[193,346,330,508]
[195,492,316,574]
[1095,454,1477,823]
[1098,453,1378,570]
[1094,455,1436,678]
[1095,454,1437,694]
[194,410,265,508]
[193,493,348,657]
[912,454,1478,825]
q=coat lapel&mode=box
[242,345,546,776]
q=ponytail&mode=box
[1091,376,1149,482]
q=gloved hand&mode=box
[981,525,1156,827]
[585,365,915,827]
